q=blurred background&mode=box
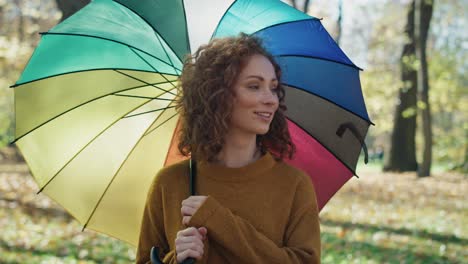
[0,0,466,263]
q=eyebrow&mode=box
[245,75,278,82]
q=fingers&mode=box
[181,196,208,225]
[175,238,204,253]
[177,227,203,239]
[181,196,208,207]
[181,196,205,210]
[181,204,197,216]
[176,248,203,262]
[175,227,207,262]
[198,227,208,239]
[182,216,191,226]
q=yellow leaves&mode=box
[417,100,427,110]
[319,168,466,262]
[402,106,417,118]
[402,54,421,72]
[337,228,347,238]
[0,166,135,262]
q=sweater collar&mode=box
[198,151,276,182]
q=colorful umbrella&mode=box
[11,0,372,246]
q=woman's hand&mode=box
[175,227,208,263]
[181,196,208,225]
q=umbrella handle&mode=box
[150,247,163,264]
[151,247,195,263]
[336,122,369,164]
[189,158,197,195]
[178,159,197,263]
[181,258,196,264]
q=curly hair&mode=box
[175,33,295,162]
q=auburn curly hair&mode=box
[175,33,295,162]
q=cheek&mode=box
[235,93,259,108]
[230,96,257,121]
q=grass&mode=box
[0,161,466,263]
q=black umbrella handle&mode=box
[181,158,198,263]
[181,258,196,264]
[189,158,197,196]
[150,247,163,264]
[149,160,198,264]
[336,122,369,164]
[150,247,196,264]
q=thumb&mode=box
[198,227,208,238]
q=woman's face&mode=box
[229,54,280,136]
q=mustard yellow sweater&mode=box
[136,152,321,263]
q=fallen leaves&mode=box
[0,163,466,263]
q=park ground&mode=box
[0,161,466,264]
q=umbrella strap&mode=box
[336,122,369,164]
[189,158,197,195]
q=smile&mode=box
[254,112,272,118]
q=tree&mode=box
[336,0,343,45]
[55,0,90,21]
[384,1,418,172]
[414,0,434,177]
[289,0,312,13]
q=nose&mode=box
[260,89,279,107]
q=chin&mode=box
[253,126,271,135]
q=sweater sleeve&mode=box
[136,175,178,264]
[187,175,321,264]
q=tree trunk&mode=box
[384,1,418,172]
[415,0,434,177]
[55,0,90,21]
[303,0,311,13]
[290,0,297,9]
[336,0,343,45]
[14,0,24,42]
[463,129,468,173]
[289,0,312,13]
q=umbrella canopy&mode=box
[12,0,372,246]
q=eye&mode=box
[271,86,279,93]
[248,84,260,90]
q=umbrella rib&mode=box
[251,18,319,37]
[36,88,176,195]
[113,94,175,101]
[123,105,176,119]
[277,54,363,71]
[38,32,181,72]
[127,47,179,91]
[181,0,191,54]
[152,33,180,84]
[287,117,360,178]
[143,112,179,138]
[82,104,179,230]
[11,80,174,145]
[112,0,188,62]
[114,69,177,96]
[284,83,374,125]
[11,68,172,88]
[245,18,361,70]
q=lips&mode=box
[254,111,273,118]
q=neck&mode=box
[216,130,261,168]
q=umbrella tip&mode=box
[36,187,44,194]
[82,224,87,232]
[9,139,18,146]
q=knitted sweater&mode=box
[136,152,321,263]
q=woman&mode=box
[136,34,321,264]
